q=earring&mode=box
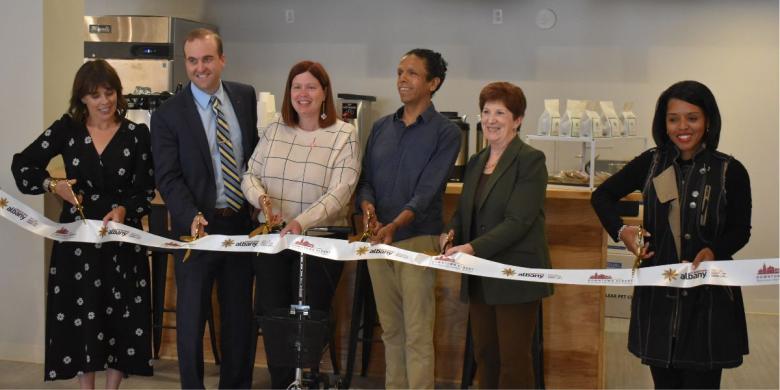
[320,101,327,120]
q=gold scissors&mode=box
[631,226,645,277]
[248,195,284,238]
[52,178,86,224]
[180,212,203,262]
[359,209,376,242]
[441,230,454,255]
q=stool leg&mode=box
[149,204,168,360]
[329,312,340,375]
[344,261,367,388]
[360,271,376,377]
[151,252,167,359]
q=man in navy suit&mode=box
[151,28,258,389]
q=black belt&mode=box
[213,207,239,217]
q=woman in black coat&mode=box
[591,80,751,389]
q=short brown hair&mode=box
[281,61,337,128]
[184,28,223,56]
[68,59,127,124]
[479,81,527,120]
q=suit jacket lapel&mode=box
[182,85,216,180]
[477,137,522,210]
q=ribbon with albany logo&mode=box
[1,189,778,288]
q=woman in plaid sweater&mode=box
[241,60,360,388]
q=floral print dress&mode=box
[11,114,155,381]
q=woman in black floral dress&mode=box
[11,60,154,388]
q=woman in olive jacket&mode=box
[591,80,751,389]
[441,82,553,389]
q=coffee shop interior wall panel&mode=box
[0,0,45,363]
[0,0,84,363]
[85,0,778,311]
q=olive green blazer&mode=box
[447,136,553,304]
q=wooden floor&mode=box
[1,313,776,389]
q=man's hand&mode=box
[371,222,398,245]
[191,213,208,238]
[361,200,378,234]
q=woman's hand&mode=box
[280,219,302,237]
[619,225,654,260]
[684,247,715,270]
[102,206,126,227]
[445,243,474,257]
[54,179,82,206]
[258,195,284,227]
[439,230,454,254]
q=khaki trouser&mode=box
[367,235,438,389]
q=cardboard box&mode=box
[605,234,634,319]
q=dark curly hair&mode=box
[403,48,448,96]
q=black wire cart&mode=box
[259,226,351,389]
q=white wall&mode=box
[0,0,84,363]
[84,0,779,312]
[0,0,45,362]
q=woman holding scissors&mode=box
[11,60,155,388]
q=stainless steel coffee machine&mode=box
[84,16,215,127]
[442,112,469,182]
[338,93,376,156]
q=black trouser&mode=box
[254,246,344,389]
[650,365,723,389]
[174,212,256,389]
[470,300,540,389]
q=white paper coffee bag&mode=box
[581,102,601,138]
[622,102,637,136]
[599,101,620,137]
[560,99,586,137]
[537,99,561,136]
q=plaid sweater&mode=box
[241,119,360,230]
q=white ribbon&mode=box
[1,189,778,288]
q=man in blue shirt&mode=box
[355,48,460,389]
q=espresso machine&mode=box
[442,112,469,182]
[337,93,376,156]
